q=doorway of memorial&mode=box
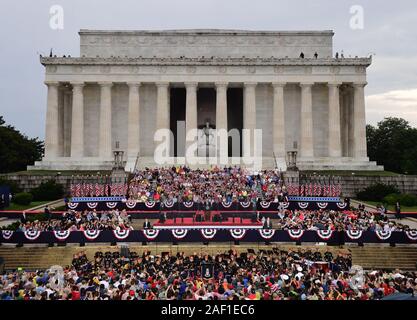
[227,87,243,157]
[170,88,186,157]
[197,88,216,158]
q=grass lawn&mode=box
[3,201,52,211]
[302,170,400,177]
[357,200,417,212]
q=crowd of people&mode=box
[1,248,416,300]
[128,166,285,203]
[14,209,133,232]
[4,205,413,232]
[273,207,414,232]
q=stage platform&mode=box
[153,217,263,230]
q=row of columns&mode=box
[43,80,368,161]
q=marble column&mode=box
[44,81,60,159]
[353,82,368,159]
[215,82,228,132]
[243,82,257,157]
[127,82,141,159]
[300,83,314,158]
[341,89,349,157]
[272,82,286,158]
[98,82,113,159]
[155,82,170,155]
[328,82,342,158]
[216,82,228,158]
[185,82,198,153]
[70,82,85,158]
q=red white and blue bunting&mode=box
[317,202,328,209]
[113,229,130,240]
[67,202,79,210]
[259,229,275,239]
[240,201,251,208]
[2,230,14,240]
[106,202,118,209]
[172,229,188,239]
[143,229,160,240]
[376,230,392,240]
[336,202,348,209]
[53,230,70,241]
[125,199,137,209]
[281,202,290,209]
[298,202,309,209]
[24,230,41,241]
[405,230,417,241]
[230,229,246,239]
[346,230,363,240]
[183,201,194,208]
[164,199,174,208]
[201,229,217,239]
[221,201,233,208]
[145,200,155,208]
[87,202,98,209]
[259,201,271,209]
[288,229,304,240]
[317,230,333,240]
[83,230,101,240]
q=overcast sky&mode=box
[1,0,416,139]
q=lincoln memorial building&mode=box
[30,29,382,171]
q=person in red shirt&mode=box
[71,286,80,300]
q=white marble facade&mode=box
[29,29,382,171]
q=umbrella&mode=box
[381,293,417,301]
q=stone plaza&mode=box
[30,29,382,171]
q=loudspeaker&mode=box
[0,257,4,274]
[120,245,130,257]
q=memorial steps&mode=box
[1,244,417,271]
[349,246,417,271]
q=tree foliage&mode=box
[31,180,64,201]
[0,116,44,173]
[367,117,417,174]
[356,183,400,202]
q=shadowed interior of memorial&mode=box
[227,88,243,157]
[170,88,186,157]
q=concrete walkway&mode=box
[0,199,65,229]
[351,199,417,229]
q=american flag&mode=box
[95,183,100,197]
[322,185,329,197]
[76,183,81,197]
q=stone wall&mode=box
[79,30,334,59]
[284,173,417,198]
[339,175,417,198]
[0,175,73,194]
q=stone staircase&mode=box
[350,246,417,271]
[1,244,417,271]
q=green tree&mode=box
[0,116,44,173]
[367,117,417,174]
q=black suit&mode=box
[143,221,152,229]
